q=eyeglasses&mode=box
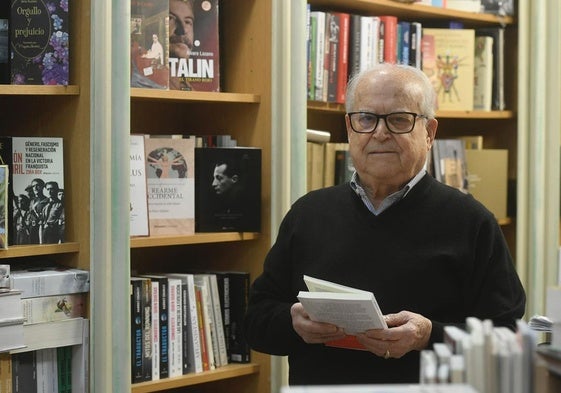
[347,111,428,134]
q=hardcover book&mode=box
[130,0,169,89]
[473,35,494,111]
[422,28,475,111]
[144,135,195,236]
[21,293,87,324]
[11,136,65,245]
[169,0,220,91]
[10,0,69,85]
[10,265,90,299]
[194,147,261,232]
[129,134,149,237]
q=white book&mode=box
[10,266,90,299]
[473,35,494,111]
[465,317,485,393]
[150,280,160,380]
[72,318,90,393]
[419,349,437,384]
[298,275,387,333]
[0,289,23,320]
[129,134,150,237]
[444,325,469,354]
[11,317,85,354]
[194,274,216,370]
[36,347,58,393]
[312,11,325,101]
[0,319,25,352]
[21,293,87,324]
[207,274,228,367]
[166,277,183,377]
[166,273,203,374]
[450,354,466,383]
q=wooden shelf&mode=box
[130,232,260,248]
[308,0,514,26]
[131,88,260,104]
[0,85,80,95]
[0,242,80,259]
[130,363,260,393]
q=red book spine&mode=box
[379,16,398,64]
[336,13,350,104]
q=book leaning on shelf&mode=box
[0,136,65,245]
[297,275,387,351]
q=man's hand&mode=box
[355,311,432,359]
[290,302,346,344]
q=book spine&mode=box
[227,272,251,363]
[56,346,72,393]
[130,279,144,384]
[141,278,152,381]
[21,293,87,324]
[208,274,228,367]
[0,352,12,393]
[150,280,160,380]
[179,280,190,374]
[195,287,210,371]
[167,279,182,377]
[326,12,340,103]
[313,11,325,101]
[380,16,398,64]
[10,269,89,299]
[157,278,169,379]
[348,14,361,78]
[11,351,37,393]
[185,275,203,373]
[336,13,350,104]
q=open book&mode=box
[297,275,387,350]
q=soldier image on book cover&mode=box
[10,0,69,85]
[131,0,170,89]
[168,0,220,91]
[195,148,261,232]
[11,137,65,245]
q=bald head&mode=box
[345,64,437,119]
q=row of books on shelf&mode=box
[130,271,250,384]
[307,130,508,221]
[130,134,261,237]
[420,317,536,393]
[416,0,515,15]
[307,7,505,111]
[0,263,90,392]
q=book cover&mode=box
[36,348,58,393]
[194,285,210,370]
[169,0,220,91]
[473,35,494,111]
[194,147,261,232]
[0,137,15,246]
[431,139,469,194]
[194,274,216,370]
[422,28,475,111]
[10,0,69,85]
[130,0,169,89]
[11,136,65,245]
[21,293,86,324]
[379,16,398,64]
[129,135,149,237]
[207,274,228,367]
[307,7,316,101]
[0,165,7,249]
[10,265,90,299]
[476,27,505,110]
[311,11,325,101]
[214,271,250,363]
[144,135,195,236]
[335,12,350,104]
[166,277,183,377]
[149,279,160,381]
[70,319,89,393]
[56,346,72,393]
[11,351,37,393]
[10,317,85,354]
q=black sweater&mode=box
[244,174,526,385]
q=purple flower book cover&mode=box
[10,0,69,85]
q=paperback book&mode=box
[129,134,149,237]
[145,135,195,236]
[169,0,220,91]
[0,165,7,249]
[130,0,169,89]
[10,0,69,85]
[194,147,261,232]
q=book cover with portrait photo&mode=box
[195,147,261,232]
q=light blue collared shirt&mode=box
[349,169,427,216]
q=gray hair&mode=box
[345,63,437,119]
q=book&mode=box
[323,142,349,187]
[207,274,228,367]
[476,27,505,110]
[0,2,8,84]
[422,28,475,111]
[144,135,195,236]
[149,278,160,381]
[307,142,325,191]
[10,136,65,245]
[307,10,318,100]
[306,129,331,144]
[194,274,216,370]
[10,318,86,354]
[140,277,152,382]
[130,277,148,383]
[0,137,14,246]
[11,351,37,393]
[166,273,203,374]
[311,11,326,101]
[297,275,387,350]
[21,293,86,324]
[473,35,494,111]
[214,271,251,363]
[0,318,25,353]
[129,135,149,237]
[56,346,71,393]
[334,149,355,185]
[166,276,183,377]
[0,289,23,321]
[36,348,58,393]
[194,147,261,232]
[431,139,469,194]
[9,265,90,299]
[0,165,6,249]
[379,16,398,64]
[71,318,89,393]
[10,0,69,85]
[130,0,169,89]
[0,352,12,393]
[169,0,220,91]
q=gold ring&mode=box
[384,349,390,359]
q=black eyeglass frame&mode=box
[346,111,429,134]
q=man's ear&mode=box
[425,118,438,149]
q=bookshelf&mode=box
[307,0,519,257]
[128,1,273,393]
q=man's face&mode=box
[345,72,437,188]
[169,0,194,59]
[31,181,44,196]
[46,184,58,198]
[212,164,235,195]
